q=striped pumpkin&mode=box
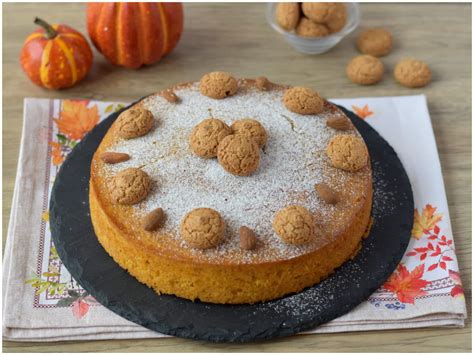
[87,2,184,69]
[20,18,93,90]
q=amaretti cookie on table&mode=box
[346,54,385,85]
[394,58,432,88]
[89,72,373,304]
[357,28,393,57]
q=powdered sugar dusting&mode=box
[371,160,398,225]
[99,82,370,263]
[260,258,366,318]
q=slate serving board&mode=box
[50,102,414,343]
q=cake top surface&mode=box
[92,79,371,265]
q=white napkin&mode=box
[3,95,466,341]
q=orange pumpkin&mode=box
[87,2,184,69]
[20,18,93,90]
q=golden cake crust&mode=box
[90,79,373,304]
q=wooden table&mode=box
[3,3,471,352]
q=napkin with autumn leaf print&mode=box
[3,95,466,341]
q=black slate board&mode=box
[50,102,413,343]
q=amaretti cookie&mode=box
[394,58,432,88]
[346,55,384,85]
[276,2,301,31]
[357,28,393,57]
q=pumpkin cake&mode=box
[90,73,373,304]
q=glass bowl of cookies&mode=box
[266,2,360,55]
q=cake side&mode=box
[90,178,372,304]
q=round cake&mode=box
[90,73,373,304]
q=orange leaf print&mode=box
[351,104,374,119]
[449,270,464,299]
[412,204,443,239]
[384,264,430,304]
[50,141,65,166]
[54,100,99,141]
[72,299,90,319]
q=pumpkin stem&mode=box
[34,17,57,39]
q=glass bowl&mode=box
[266,3,360,54]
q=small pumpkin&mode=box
[20,18,93,90]
[87,2,184,69]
